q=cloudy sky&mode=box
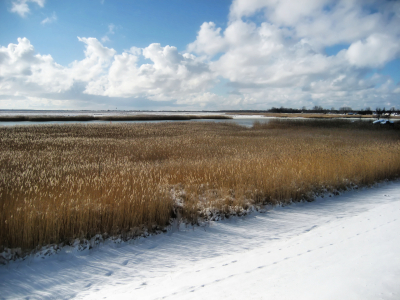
[0,0,399,111]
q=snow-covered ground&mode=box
[1,181,399,299]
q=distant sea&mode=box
[0,110,270,127]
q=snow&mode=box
[1,182,399,299]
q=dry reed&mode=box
[1,120,400,251]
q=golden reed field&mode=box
[1,120,400,251]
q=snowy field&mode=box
[1,181,399,299]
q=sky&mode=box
[0,0,399,111]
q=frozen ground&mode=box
[1,181,399,299]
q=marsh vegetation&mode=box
[1,120,400,251]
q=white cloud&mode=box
[41,12,57,25]
[229,0,268,21]
[101,36,110,43]
[0,37,215,107]
[344,34,400,68]
[187,22,227,56]
[70,37,116,82]
[0,37,72,95]
[2,0,400,110]
[0,37,118,99]
[84,43,215,101]
[11,0,45,17]
[101,23,117,43]
[229,0,400,49]
[187,0,400,109]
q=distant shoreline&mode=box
[0,115,232,122]
[227,112,400,119]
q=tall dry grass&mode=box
[1,120,400,251]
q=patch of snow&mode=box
[0,181,399,299]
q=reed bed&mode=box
[1,120,400,252]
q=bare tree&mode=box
[375,107,386,120]
[339,106,352,114]
[375,107,381,120]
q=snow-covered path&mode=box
[1,182,400,300]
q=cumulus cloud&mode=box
[228,0,400,48]
[84,43,215,101]
[70,37,116,82]
[0,37,72,96]
[187,22,227,56]
[0,37,118,99]
[344,34,400,68]
[11,0,45,17]
[2,0,400,110]
[0,37,215,107]
[187,0,400,109]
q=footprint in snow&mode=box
[122,260,129,266]
[105,271,113,276]
[304,225,318,232]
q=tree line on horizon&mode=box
[221,106,398,116]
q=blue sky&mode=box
[0,0,399,110]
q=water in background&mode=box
[0,110,380,127]
[0,110,274,127]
